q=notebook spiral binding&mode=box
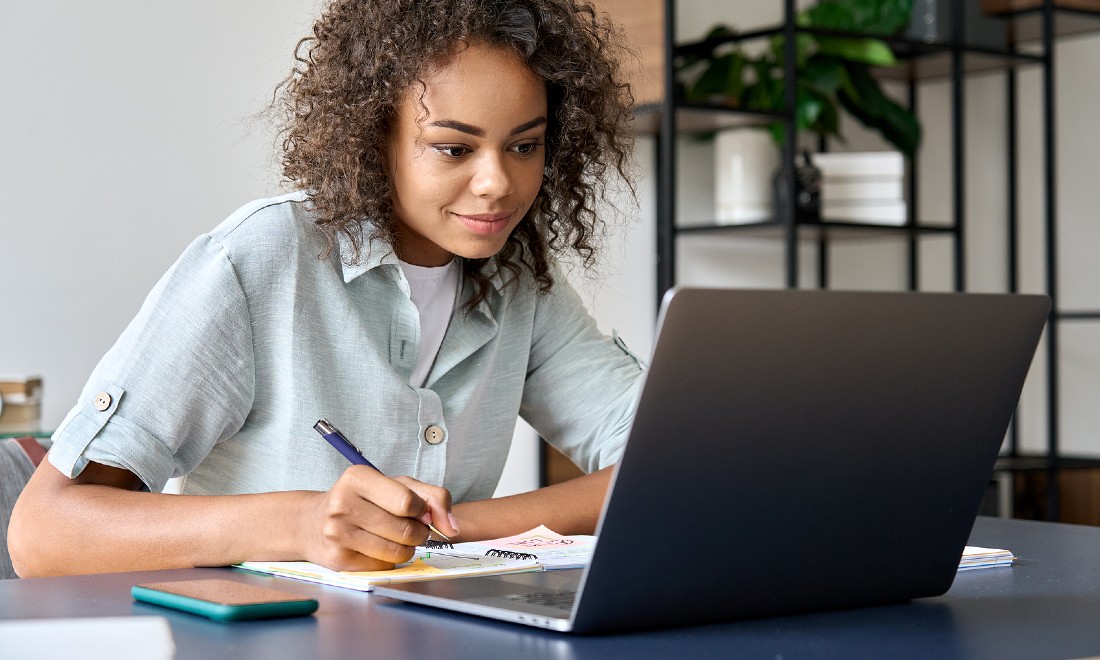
[484,549,538,561]
[422,539,537,561]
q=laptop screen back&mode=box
[570,288,1049,632]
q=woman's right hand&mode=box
[297,465,458,572]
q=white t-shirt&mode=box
[399,258,461,387]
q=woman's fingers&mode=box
[395,476,458,538]
[303,467,456,571]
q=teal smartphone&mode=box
[132,578,318,622]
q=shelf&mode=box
[675,220,955,242]
[673,9,1100,56]
[995,454,1100,472]
[1056,310,1100,321]
[998,7,1100,44]
[879,48,1044,80]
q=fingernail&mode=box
[419,512,432,525]
[448,512,460,533]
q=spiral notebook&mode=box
[234,526,591,591]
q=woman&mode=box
[10,0,641,576]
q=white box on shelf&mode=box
[820,178,904,202]
[814,151,905,179]
[713,128,779,224]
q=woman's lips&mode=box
[454,212,514,235]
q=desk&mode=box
[2,517,1100,659]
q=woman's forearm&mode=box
[9,461,313,577]
[9,460,612,576]
[451,466,613,542]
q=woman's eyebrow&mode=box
[509,117,547,135]
[426,116,547,137]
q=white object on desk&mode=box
[0,616,175,660]
[959,545,1015,571]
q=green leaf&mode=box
[769,33,815,70]
[685,52,744,102]
[767,120,787,146]
[674,24,736,77]
[800,56,844,96]
[801,0,915,35]
[814,96,842,138]
[815,36,897,67]
[743,59,785,112]
[703,24,736,43]
[837,62,921,157]
[795,92,825,131]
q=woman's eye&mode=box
[435,146,469,159]
[513,142,543,156]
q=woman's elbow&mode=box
[8,489,52,577]
[7,468,77,578]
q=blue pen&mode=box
[313,418,450,542]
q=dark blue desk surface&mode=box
[2,516,1099,659]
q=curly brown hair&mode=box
[275,0,635,307]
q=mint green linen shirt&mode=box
[48,191,644,501]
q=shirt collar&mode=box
[335,221,511,295]
[335,224,399,284]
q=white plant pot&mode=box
[714,128,780,224]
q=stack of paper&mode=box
[959,546,1015,571]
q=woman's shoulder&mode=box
[186,190,335,283]
[208,190,317,248]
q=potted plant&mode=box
[677,0,921,159]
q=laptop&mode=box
[373,288,1050,633]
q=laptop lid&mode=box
[374,288,1050,634]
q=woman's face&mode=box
[388,41,548,266]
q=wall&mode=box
[1,0,315,423]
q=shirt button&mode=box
[424,425,444,445]
[93,392,112,411]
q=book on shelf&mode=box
[814,151,904,179]
[235,525,594,592]
[0,375,43,434]
[821,200,907,225]
[820,178,904,203]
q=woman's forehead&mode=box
[400,42,547,129]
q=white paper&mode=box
[0,616,175,660]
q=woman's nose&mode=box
[469,153,514,198]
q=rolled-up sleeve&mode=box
[49,234,255,493]
[518,276,645,473]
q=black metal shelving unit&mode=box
[651,0,1100,521]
